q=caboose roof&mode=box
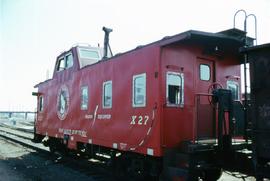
[159,28,246,47]
[113,28,249,59]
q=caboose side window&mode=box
[166,72,184,106]
[200,64,210,81]
[56,53,73,71]
[66,53,73,69]
[133,73,146,107]
[227,80,240,100]
[81,86,88,110]
[103,81,112,108]
[57,57,65,71]
[38,96,44,112]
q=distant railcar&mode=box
[242,43,270,180]
[33,28,248,180]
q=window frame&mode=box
[227,80,240,101]
[199,64,211,81]
[132,73,146,108]
[166,71,184,107]
[65,52,74,69]
[56,56,65,72]
[56,52,74,72]
[78,47,101,60]
[80,86,88,110]
[38,96,44,112]
[102,80,112,109]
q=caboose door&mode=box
[196,58,215,139]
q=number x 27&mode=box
[130,115,149,125]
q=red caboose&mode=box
[33,28,248,180]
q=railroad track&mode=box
[0,129,33,141]
[0,122,33,133]
[0,126,116,181]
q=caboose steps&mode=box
[162,142,222,181]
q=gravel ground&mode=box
[0,138,95,181]
[0,130,258,181]
[219,172,255,181]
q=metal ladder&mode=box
[233,9,258,46]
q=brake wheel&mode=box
[208,82,223,106]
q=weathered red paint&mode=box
[35,29,243,157]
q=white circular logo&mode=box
[57,85,70,120]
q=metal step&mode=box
[180,140,215,153]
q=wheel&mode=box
[112,155,128,180]
[49,144,57,153]
[126,159,145,181]
[48,140,67,156]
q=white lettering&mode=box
[144,115,149,125]
[85,114,93,119]
[138,116,143,125]
[97,114,111,119]
[131,115,136,124]
[58,128,87,137]
[130,115,150,125]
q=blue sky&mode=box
[0,0,270,111]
